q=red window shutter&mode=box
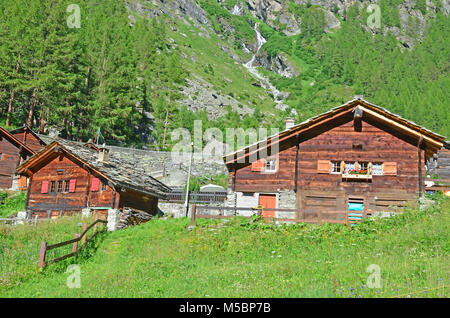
[91,178,100,192]
[41,181,49,194]
[69,179,77,193]
[251,159,265,172]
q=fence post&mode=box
[38,242,47,268]
[72,233,79,253]
[191,204,196,227]
[94,214,98,233]
[34,214,39,227]
[81,223,87,245]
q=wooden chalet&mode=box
[16,139,172,219]
[223,97,447,221]
[9,126,47,152]
[0,126,42,190]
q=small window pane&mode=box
[64,180,70,192]
[373,163,383,175]
[265,160,277,172]
[57,181,63,192]
[50,181,56,193]
[345,162,355,173]
[332,161,341,173]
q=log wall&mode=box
[232,115,424,215]
[26,154,114,217]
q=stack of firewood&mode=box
[117,207,153,229]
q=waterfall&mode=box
[232,5,241,16]
[243,24,287,110]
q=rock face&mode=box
[126,0,209,26]
[178,76,254,120]
[256,52,300,78]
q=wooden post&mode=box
[72,234,79,253]
[38,242,47,268]
[418,136,424,196]
[190,204,196,227]
[81,223,87,245]
[94,214,98,233]
[318,210,322,224]
[34,214,38,227]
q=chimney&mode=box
[98,144,109,163]
[285,117,295,130]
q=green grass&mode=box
[1,195,448,298]
[0,192,26,218]
[0,198,450,297]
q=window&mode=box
[344,162,356,174]
[0,153,2,160]
[57,180,63,192]
[331,161,341,174]
[359,162,369,172]
[265,159,277,172]
[101,182,107,191]
[64,180,70,192]
[50,181,56,193]
[373,163,383,175]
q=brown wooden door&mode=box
[259,194,276,218]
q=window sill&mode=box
[342,174,373,180]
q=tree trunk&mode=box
[6,89,15,127]
[27,88,38,127]
[39,109,46,133]
[6,53,21,127]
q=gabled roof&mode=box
[224,98,447,166]
[17,138,172,199]
[9,126,46,144]
[0,126,35,155]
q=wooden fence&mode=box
[189,205,369,226]
[166,190,227,203]
[0,215,51,226]
[38,215,107,268]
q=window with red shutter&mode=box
[91,178,100,192]
[41,181,49,194]
[69,179,77,193]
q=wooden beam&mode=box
[418,135,424,195]
[360,106,443,150]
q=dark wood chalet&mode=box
[9,126,47,153]
[223,98,447,221]
[17,139,172,219]
[0,126,39,190]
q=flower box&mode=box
[342,173,373,180]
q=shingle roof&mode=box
[224,97,447,164]
[20,138,172,199]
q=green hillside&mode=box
[1,195,448,297]
[0,0,449,149]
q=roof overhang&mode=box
[223,98,446,167]
[0,126,35,155]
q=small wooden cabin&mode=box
[9,126,46,153]
[17,139,172,219]
[0,126,39,190]
[223,98,447,221]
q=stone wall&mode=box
[276,190,297,219]
[107,146,228,188]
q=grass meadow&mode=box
[0,195,448,298]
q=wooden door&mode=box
[259,194,276,218]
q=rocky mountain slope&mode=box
[125,0,449,132]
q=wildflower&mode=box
[349,287,353,291]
